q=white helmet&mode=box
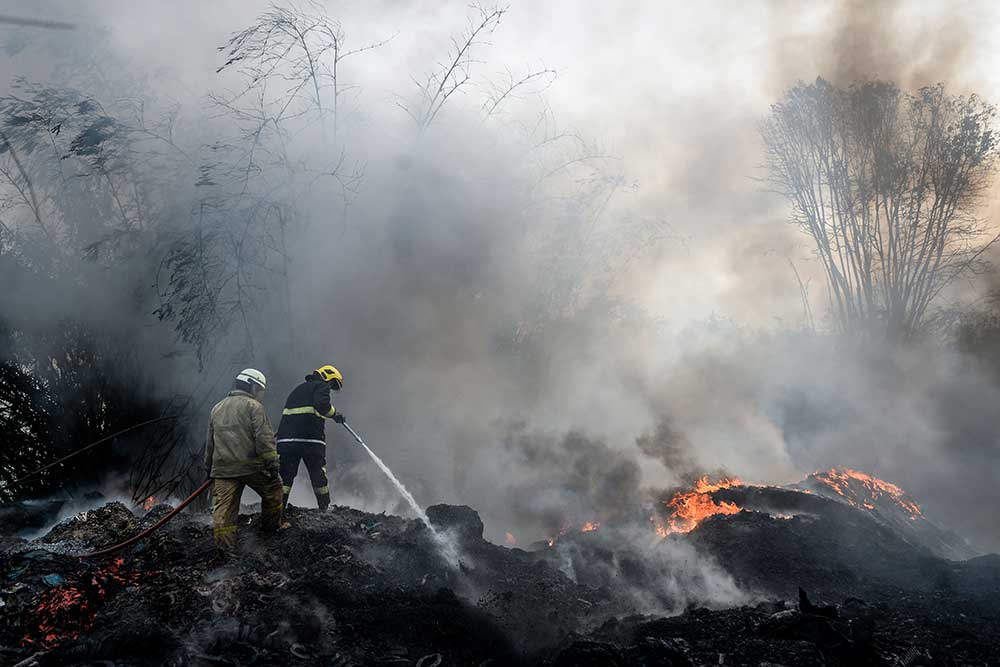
[236,368,267,390]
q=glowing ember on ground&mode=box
[547,520,601,546]
[143,496,155,511]
[23,558,141,648]
[505,532,517,546]
[546,521,571,547]
[654,476,744,536]
[812,467,923,519]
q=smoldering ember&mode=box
[3,2,1000,667]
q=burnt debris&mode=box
[1,494,999,666]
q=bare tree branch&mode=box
[399,3,507,131]
[481,67,556,118]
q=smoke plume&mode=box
[3,0,1000,562]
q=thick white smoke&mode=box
[3,0,1000,556]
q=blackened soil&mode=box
[1,500,998,666]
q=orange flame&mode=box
[547,519,601,546]
[546,521,572,547]
[654,476,744,536]
[813,468,923,518]
[143,496,155,511]
[504,532,517,546]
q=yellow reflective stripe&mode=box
[258,450,278,461]
[281,405,338,419]
[314,486,329,495]
[282,406,321,416]
[213,525,237,535]
[277,438,325,445]
[261,502,282,514]
[282,485,292,493]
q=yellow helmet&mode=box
[314,365,344,389]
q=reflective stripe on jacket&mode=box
[275,379,336,443]
[205,390,278,478]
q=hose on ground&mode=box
[80,479,212,559]
[8,415,184,490]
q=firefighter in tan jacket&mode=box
[205,368,283,553]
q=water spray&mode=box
[341,422,459,567]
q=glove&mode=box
[333,412,346,424]
[268,461,282,482]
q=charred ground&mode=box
[2,479,999,666]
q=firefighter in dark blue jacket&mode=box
[276,365,345,509]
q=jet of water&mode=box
[342,422,460,567]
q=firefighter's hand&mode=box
[268,464,282,482]
[333,412,346,424]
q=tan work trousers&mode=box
[211,470,283,552]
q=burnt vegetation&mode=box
[2,2,1000,667]
[2,475,1000,665]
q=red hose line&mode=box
[80,479,212,559]
[10,414,184,488]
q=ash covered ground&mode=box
[2,477,1000,666]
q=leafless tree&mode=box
[398,4,507,130]
[762,79,1000,339]
[481,66,557,119]
[216,2,391,140]
[503,102,665,339]
[786,256,816,332]
[211,2,385,205]
[158,3,385,363]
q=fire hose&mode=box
[70,422,399,558]
[80,423,377,559]
[79,422,413,558]
[79,479,211,559]
[7,414,184,490]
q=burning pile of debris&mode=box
[2,469,999,665]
